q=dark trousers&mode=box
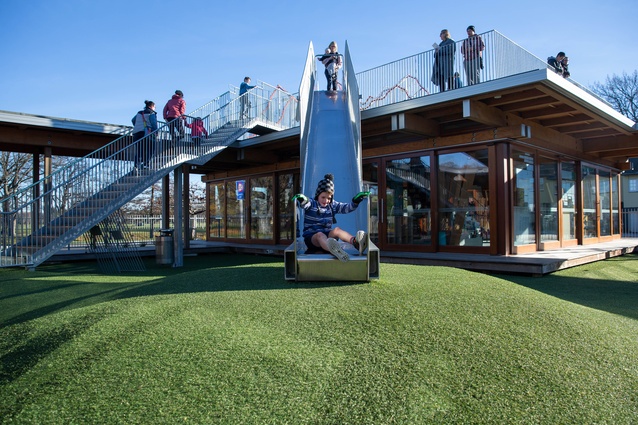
[325,69,337,91]
[166,117,184,145]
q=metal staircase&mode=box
[84,209,146,273]
[0,84,298,269]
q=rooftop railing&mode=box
[356,30,551,110]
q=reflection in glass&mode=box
[278,173,299,241]
[561,162,576,240]
[250,176,274,240]
[208,182,225,239]
[612,174,619,234]
[385,156,432,245]
[539,157,558,242]
[226,180,246,239]
[582,165,597,238]
[599,171,611,236]
[437,149,490,247]
[512,150,535,246]
[363,163,379,245]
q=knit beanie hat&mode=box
[315,173,335,199]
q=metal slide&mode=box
[284,41,380,282]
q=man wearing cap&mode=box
[163,90,186,145]
[461,25,485,86]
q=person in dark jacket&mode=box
[318,41,342,91]
[239,77,255,118]
[431,29,456,92]
[547,52,567,76]
[131,100,157,168]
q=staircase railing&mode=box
[0,85,298,268]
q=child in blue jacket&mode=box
[293,173,369,262]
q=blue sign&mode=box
[236,180,245,200]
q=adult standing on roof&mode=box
[163,89,186,145]
[461,25,485,85]
[431,29,456,92]
[239,77,256,119]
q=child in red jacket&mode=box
[185,117,208,144]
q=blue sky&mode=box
[1,0,636,126]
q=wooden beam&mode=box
[616,161,632,171]
[391,113,440,136]
[236,148,278,163]
[462,99,507,127]
[597,148,638,159]
[363,125,528,157]
[583,135,638,153]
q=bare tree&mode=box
[591,71,638,122]
[188,181,206,215]
[0,151,33,207]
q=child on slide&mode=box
[293,173,370,262]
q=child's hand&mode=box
[292,193,309,207]
[352,191,370,204]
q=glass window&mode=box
[227,180,246,239]
[363,162,379,245]
[539,157,559,242]
[561,162,576,240]
[612,174,619,234]
[512,150,535,246]
[437,149,490,247]
[208,182,225,239]
[278,173,299,241]
[582,165,597,238]
[250,176,274,240]
[629,178,638,193]
[599,171,611,236]
[386,155,432,245]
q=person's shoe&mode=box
[327,238,349,262]
[355,230,368,255]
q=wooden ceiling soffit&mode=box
[536,85,634,135]
[538,113,593,128]
[575,128,627,140]
[462,99,507,127]
[497,96,559,112]
[583,135,638,154]
[478,87,547,106]
[554,121,607,134]
[391,113,440,137]
[519,104,576,119]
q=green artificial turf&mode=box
[1,254,637,424]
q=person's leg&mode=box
[311,231,330,251]
[325,69,331,90]
[167,118,177,146]
[464,60,472,85]
[177,119,185,140]
[329,226,353,244]
[132,131,144,167]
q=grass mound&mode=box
[1,254,637,424]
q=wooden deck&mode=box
[47,238,638,276]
